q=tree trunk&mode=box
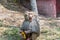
[30,0,38,15]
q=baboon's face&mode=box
[28,13,35,22]
[29,13,33,18]
[25,11,36,21]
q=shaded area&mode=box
[56,0,60,17]
[57,12,60,17]
[0,0,30,13]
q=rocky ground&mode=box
[0,0,60,40]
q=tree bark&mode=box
[30,0,38,15]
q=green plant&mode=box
[3,27,22,40]
[55,27,60,31]
[0,20,3,27]
[13,0,17,3]
[49,22,57,27]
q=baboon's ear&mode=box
[24,14,27,18]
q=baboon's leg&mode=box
[31,33,37,40]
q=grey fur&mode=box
[20,15,40,36]
[29,16,40,36]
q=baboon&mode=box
[20,12,32,40]
[28,12,40,40]
[20,11,40,40]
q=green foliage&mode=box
[56,27,60,31]
[0,20,3,27]
[49,22,57,27]
[13,0,20,3]
[3,27,21,40]
[13,0,17,3]
[41,30,48,34]
[4,28,19,35]
[7,0,17,3]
